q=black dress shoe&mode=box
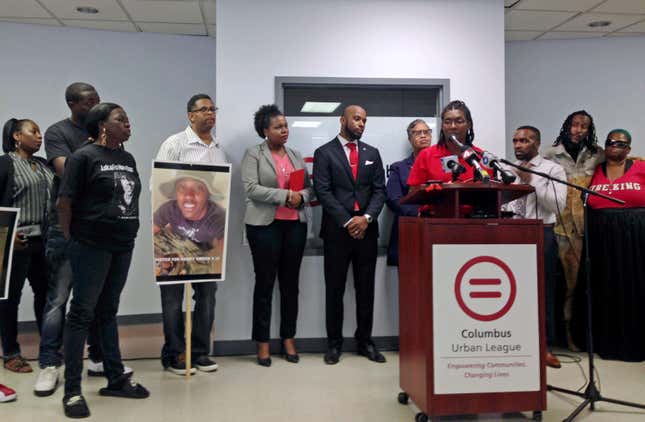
[324,347,341,365]
[256,356,272,367]
[284,353,300,364]
[281,342,300,364]
[357,343,386,363]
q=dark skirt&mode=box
[571,207,645,362]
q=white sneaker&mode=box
[34,366,59,397]
[87,360,134,377]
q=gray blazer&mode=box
[241,141,314,226]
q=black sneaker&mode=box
[194,355,218,372]
[63,394,90,419]
[166,353,196,376]
[99,377,150,399]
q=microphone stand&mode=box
[501,159,645,422]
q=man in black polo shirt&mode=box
[34,83,131,397]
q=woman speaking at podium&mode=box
[407,100,489,185]
[572,129,645,362]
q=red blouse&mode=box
[588,160,645,209]
[407,143,491,185]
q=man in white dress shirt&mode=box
[155,94,226,375]
[506,125,567,369]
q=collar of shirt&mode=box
[516,154,544,168]
[185,125,218,148]
[337,133,357,148]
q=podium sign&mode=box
[432,244,540,394]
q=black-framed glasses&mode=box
[191,106,218,114]
[411,129,432,137]
[605,139,630,149]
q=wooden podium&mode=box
[397,182,546,422]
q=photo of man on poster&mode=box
[152,165,230,283]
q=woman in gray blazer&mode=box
[241,104,313,367]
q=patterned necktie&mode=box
[346,142,359,211]
[515,162,532,218]
[346,142,358,179]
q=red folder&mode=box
[289,168,305,190]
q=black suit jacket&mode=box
[313,137,386,238]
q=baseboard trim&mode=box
[17,313,163,332]
[212,336,399,356]
[18,314,400,356]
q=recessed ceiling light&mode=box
[588,20,611,28]
[76,6,99,14]
[300,102,341,113]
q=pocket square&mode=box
[365,160,374,166]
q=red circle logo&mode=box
[454,256,517,321]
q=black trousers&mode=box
[246,220,307,342]
[323,222,378,348]
[543,226,559,347]
[0,237,48,358]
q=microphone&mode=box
[448,134,490,182]
[440,155,466,181]
[481,151,516,184]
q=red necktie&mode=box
[346,142,359,211]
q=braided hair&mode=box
[437,100,474,146]
[553,110,599,153]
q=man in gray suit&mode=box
[313,105,386,365]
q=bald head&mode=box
[340,105,367,141]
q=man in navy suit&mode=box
[313,105,386,364]
[385,119,431,266]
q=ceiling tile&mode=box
[505,0,519,7]
[505,30,543,41]
[606,31,645,37]
[202,0,216,24]
[39,0,129,21]
[513,0,601,12]
[0,17,61,26]
[137,22,206,35]
[62,19,137,32]
[556,13,645,31]
[0,0,51,18]
[619,19,645,32]
[120,0,202,24]
[207,24,216,37]
[538,31,606,40]
[591,0,645,14]
[505,10,578,31]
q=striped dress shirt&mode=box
[10,152,54,227]
[156,126,227,164]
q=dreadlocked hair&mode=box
[553,110,599,154]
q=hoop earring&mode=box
[99,128,107,146]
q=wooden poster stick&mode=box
[185,282,192,380]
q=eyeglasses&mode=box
[411,129,432,137]
[605,139,630,149]
[190,107,218,114]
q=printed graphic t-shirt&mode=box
[588,160,645,209]
[60,143,141,251]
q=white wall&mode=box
[506,35,645,158]
[216,0,506,340]
[0,22,217,321]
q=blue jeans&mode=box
[38,225,103,368]
[160,282,217,367]
[63,241,132,396]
